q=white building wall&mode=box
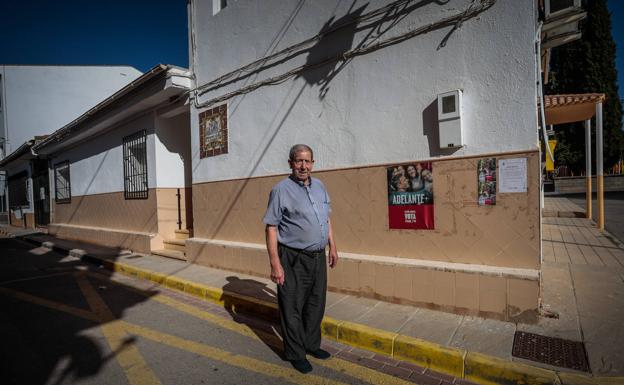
[50,114,156,197]
[0,65,142,155]
[190,0,538,183]
[0,74,5,156]
[154,112,192,188]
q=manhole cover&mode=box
[512,331,590,372]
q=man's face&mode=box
[289,150,314,182]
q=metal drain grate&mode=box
[512,331,590,372]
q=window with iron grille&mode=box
[123,130,148,199]
[54,161,71,203]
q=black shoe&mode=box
[289,359,313,373]
[307,348,331,360]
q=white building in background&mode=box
[33,65,192,254]
[0,65,142,226]
[0,65,143,157]
[185,0,542,321]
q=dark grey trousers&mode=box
[277,244,327,361]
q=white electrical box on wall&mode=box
[437,90,463,148]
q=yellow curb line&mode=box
[464,351,557,385]
[337,320,396,356]
[17,234,622,385]
[101,259,624,385]
[394,334,464,378]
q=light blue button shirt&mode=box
[263,176,331,251]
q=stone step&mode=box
[164,238,186,252]
[174,229,190,240]
[151,249,186,261]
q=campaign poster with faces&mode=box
[387,162,434,229]
[477,158,496,206]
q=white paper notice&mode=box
[498,158,527,193]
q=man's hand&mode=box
[271,262,285,285]
[265,225,284,285]
[328,247,339,268]
[327,218,338,268]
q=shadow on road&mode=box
[0,237,157,385]
[220,276,285,359]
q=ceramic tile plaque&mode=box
[199,104,228,158]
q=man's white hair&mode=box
[289,144,314,161]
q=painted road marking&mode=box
[0,282,349,385]
[149,291,415,385]
[92,272,416,385]
[0,271,73,286]
[0,286,100,322]
[1,275,362,384]
[121,321,351,385]
[75,273,162,385]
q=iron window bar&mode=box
[54,161,71,204]
[123,130,148,200]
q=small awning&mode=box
[542,93,605,125]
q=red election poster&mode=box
[387,162,434,229]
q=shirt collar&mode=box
[289,174,312,187]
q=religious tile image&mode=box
[199,104,228,158]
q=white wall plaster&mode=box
[50,114,156,197]
[189,0,538,183]
[155,112,192,188]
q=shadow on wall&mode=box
[53,123,148,229]
[205,0,472,102]
[155,112,194,230]
[422,99,461,157]
[194,0,491,241]
[155,112,192,187]
[229,0,308,118]
[298,2,369,99]
[300,0,453,99]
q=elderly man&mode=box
[263,144,339,373]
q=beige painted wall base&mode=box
[52,187,191,253]
[187,238,540,322]
[9,212,35,229]
[48,223,155,253]
[192,151,541,269]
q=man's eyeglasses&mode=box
[292,159,314,166]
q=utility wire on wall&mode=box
[191,0,496,109]
[195,0,416,95]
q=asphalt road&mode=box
[0,236,468,385]
[564,191,624,244]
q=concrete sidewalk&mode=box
[2,196,623,385]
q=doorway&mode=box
[32,159,50,227]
